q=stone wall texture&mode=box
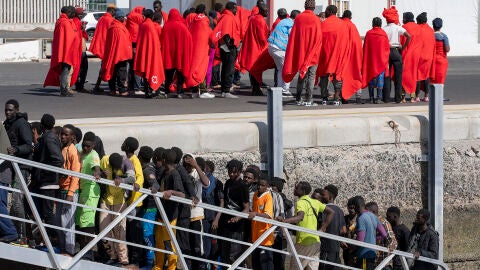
[195,140,480,268]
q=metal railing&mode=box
[0,0,89,24]
[0,153,449,270]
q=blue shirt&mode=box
[434,32,449,47]
[267,18,294,51]
[356,211,381,259]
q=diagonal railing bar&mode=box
[375,254,396,270]
[228,225,277,270]
[283,228,303,270]
[0,154,449,270]
[401,255,410,270]
[12,162,61,270]
[65,193,147,270]
[154,196,188,270]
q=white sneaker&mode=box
[296,100,305,106]
[282,90,293,97]
[304,101,318,107]
[200,92,215,99]
[223,92,239,99]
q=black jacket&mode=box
[410,224,439,270]
[4,113,33,169]
[31,130,64,188]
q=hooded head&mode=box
[168,8,184,22]
[382,6,399,24]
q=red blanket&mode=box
[126,6,145,43]
[432,39,448,84]
[340,18,363,100]
[210,9,241,48]
[161,9,192,80]
[101,20,132,81]
[189,14,213,87]
[316,16,349,79]
[89,12,114,59]
[44,14,81,87]
[282,10,322,83]
[237,14,269,73]
[185,12,196,28]
[134,18,165,91]
[417,23,436,81]
[237,6,252,40]
[401,22,422,94]
[361,27,390,88]
[250,48,275,83]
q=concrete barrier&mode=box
[0,40,42,62]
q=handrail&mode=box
[0,153,449,270]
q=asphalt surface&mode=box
[0,57,478,120]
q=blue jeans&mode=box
[142,209,157,267]
[0,182,17,239]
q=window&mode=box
[328,0,350,16]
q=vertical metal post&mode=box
[267,87,283,178]
[428,84,444,261]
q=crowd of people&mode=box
[1,98,441,270]
[43,0,449,105]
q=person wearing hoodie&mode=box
[3,99,33,242]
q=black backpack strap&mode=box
[300,199,319,220]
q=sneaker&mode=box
[10,238,28,248]
[200,92,215,99]
[282,90,293,97]
[177,94,184,99]
[223,92,239,99]
[423,97,429,102]
[333,99,341,106]
[321,98,328,106]
[60,91,74,97]
[304,100,318,107]
[296,99,305,106]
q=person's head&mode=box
[165,149,177,166]
[342,10,352,19]
[214,3,224,13]
[277,8,288,20]
[152,147,166,167]
[109,153,123,170]
[60,124,76,147]
[270,176,285,192]
[30,121,42,144]
[294,181,312,197]
[182,153,194,173]
[40,113,55,131]
[196,4,207,15]
[304,0,316,11]
[290,10,301,20]
[318,11,326,21]
[347,197,356,216]
[205,160,215,174]
[245,164,260,179]
[258,3,268,17]
[386,206,401,226]
[243,167,258,185]
[153,12,163,24]
[403,12,414,24]
[226,159,243,180]
[75,6,85,19]
[349,195,365,214]
[81,131,96,155]
[114,8,126,22]
[53,126,62,138]
[196,157,206,171]
[365,201,379,216]
[61,6,76,19]
[138,146,154,164]
[372,17,382,28]
[5,99,19,121]
[416,12,427,24]
[311,188,322,201]
[183,7,196,19]
[74,127,82,144]
[322,184,338,202]
[415,208,430,226]
[106,6,116,15]
[171,146,183,164]
[257,177,269,194]
[94,136,105,159]
[225,2,237,15]
[325,5,337,17]
[143,8,154,19]
[432,17,443,31]
[153,0,162,12]
[121,137,139,154]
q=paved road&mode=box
[0,57,478,120]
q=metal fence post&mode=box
[267,87,283,178]
[428,84,444,262]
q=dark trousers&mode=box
[127,207,145,266]
[60,63,71,93]
[77,226,96,261]
[10,168,29,239]
[355,257,376,270]
[274,67,278,87]
[0,182,17,239]
[164,69,185,95]
[202,219,213,264]
[220,230,244,267]
[273,236,286,270]
[250,74,261,94]
[176,217,192,269]
[211,64,221,86]
[220,47,237,93]
[384,48,403,103]
[318,250,341,270]
[319,74,343,99]
[75,52,88,90]
[190,219,206,270]
[35,189,58,238]
[108,60,128,93]
[416,79,431,97]
[128,43,142,91]
[252,247,274,270]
